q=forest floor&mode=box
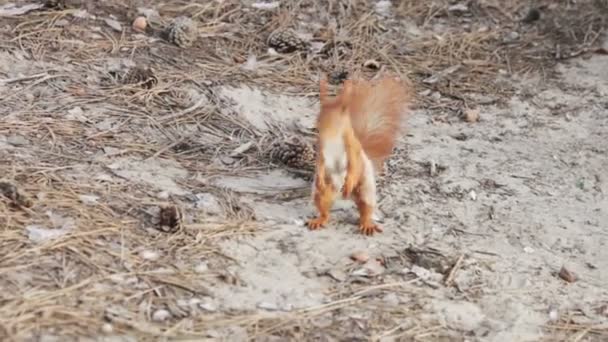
[1,0,607,341]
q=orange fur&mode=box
[306,74,412,235]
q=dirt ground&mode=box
[1,0,607,341]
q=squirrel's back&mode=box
[346,76,412,165]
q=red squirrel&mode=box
[307,74,413,235]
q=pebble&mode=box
[558,266,577,283]
[104,18,123,32]
[132,16,147,32]
[350,251,370,263]
[101,323,113,333]
[140,250,160,261]
[465,108,480,123]
[152,309,171,322]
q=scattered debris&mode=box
[558,266,577,283]
[78,194,99,205]
[328,69,349,85]
[104,18,123,32]
[448,3,469,13]
[0,3,44,17]
[230,141,254,157]
[43,0,67,10]
[548,306,559,322]
[444,254,465,286]
[363,59,380,70]
[121,67,158,89]
[101,323,114,334]
[323,268,347,282]
[194,262,209,273]
[350,251,370,263]
[152,309,171,322]
[198,298,218,312]
[26,225,70,243]
[140,250,160,261]
[469,190,477,201]
[423,65,461,84]
[267,136,315,170]
[0,180,33,208]
[405,246,454,274]
[522,8,541,24]
[428,159,437,176]
[352,259,385,277]
[132,16,147,32]
[251,2,280,10]
[241,55,258,71]
[257,302,279,311]
[464,108,480,123]
[164,16,197,48]
[374,1,392,16]
[267,29,309,53]
[218,270,241,286]
[159,205,182,233]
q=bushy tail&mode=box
[345,76,413,166]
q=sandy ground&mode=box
[206,54,608,341]
[1,1,607,341]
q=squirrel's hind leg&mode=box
[307,182,336,230]
[354,157,382,235]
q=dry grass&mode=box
[0,0,607,340]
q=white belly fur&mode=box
[313,135,377,207]
[322,135,347,190]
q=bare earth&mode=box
[0,1,607,341]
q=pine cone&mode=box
[267,29,310,53]
[122,67,158,89]
[164,16,197,48]
[320,39,352,58]
[268,137,315,170]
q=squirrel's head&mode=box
[317,76,353,124]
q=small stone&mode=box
[257,302,279,311]
[448,3,468,12]
[383,293,400,306]
[78,194,99,205]
[363,59,380,70]
[464,108,480,123]
[104,18,123,32]
[152,309,171,322]
[523,246,535,254]
[548,307,559,322]
[199,298,217,312]
[558,266,576,283]
[469,190,477,201]
[140,250,160,261]
[429,159,437,176]
[350,251,370,263]
[522,8,541,24]
[101,323,113,333]
[132,16,147,32]
[194,262,208,273]
[504,31,520,42]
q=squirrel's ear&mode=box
[319,75,328,102]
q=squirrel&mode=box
[306,74,413,235]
